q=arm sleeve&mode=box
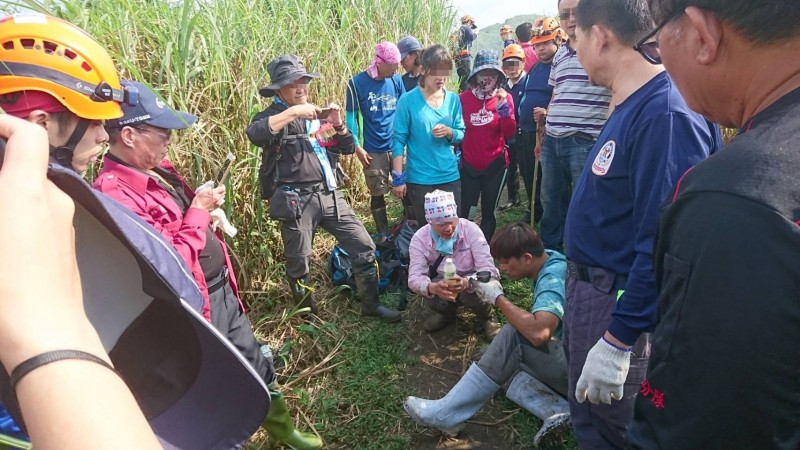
[345,79,362,147]
[608,113,714,345]
[499,95,517,138]
[450,95,466,144]
[392,96,410,159]
[531,273,565,319]
[246,109,280,148]
[408,230,434,296]
[346,110,361,147]
[101,181,209,272]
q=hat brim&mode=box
[14,167,270,449]
[467,64,504,83]
[146,109,198,130]
[258,71,321,97]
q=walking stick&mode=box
[530,140,540,229]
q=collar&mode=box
[102,153,178,196]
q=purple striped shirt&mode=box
[545,43,610,138]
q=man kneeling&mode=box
[404,221,570,447]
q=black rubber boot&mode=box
[371,207,390,241]
[354,269,401,323]
[287,276,318,315]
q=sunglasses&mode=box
[633,7,685,65]
[558,8,576,21]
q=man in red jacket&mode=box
[95,80,321,449]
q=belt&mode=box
[206,266,229,294]
[281,182,332,195]
[566,261,628,293]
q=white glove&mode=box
[575,337,631,404]
[468,277,504,305]
[210,208,237,237]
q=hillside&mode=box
[471,13,543,55]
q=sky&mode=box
[449,0,560,28]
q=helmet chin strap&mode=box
[49,118,90,170]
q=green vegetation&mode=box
[0,0,583,447]
[471,14,543,55]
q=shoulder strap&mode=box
[428,254,446,279]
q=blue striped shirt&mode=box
[545,42,611,139]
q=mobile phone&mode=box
[317,108,333,119]
[215,152,235,185]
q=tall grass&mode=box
[3,0,455,292]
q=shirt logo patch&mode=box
[591,140,616,176]
[469,108,494,127]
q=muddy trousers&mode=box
[563,270,651,450]
[477,323,567,395]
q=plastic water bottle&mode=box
[443,257,457,280]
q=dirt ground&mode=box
[400,296,525,450]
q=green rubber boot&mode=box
[263,390,323,450]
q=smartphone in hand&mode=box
[317,108,333,119]
[215,153,235,185]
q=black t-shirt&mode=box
[628,88,800,448]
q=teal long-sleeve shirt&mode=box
[391,88,465,185]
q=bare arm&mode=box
[495,296,560,347]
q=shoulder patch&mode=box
[591,140,616,176]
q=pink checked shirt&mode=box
[408,218,499,297]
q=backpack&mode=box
[327,219,418,310]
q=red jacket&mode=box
[94,156,242,322]
[459,90,517,172]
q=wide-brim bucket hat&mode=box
[467,49,504,84]
[259,54,320,97]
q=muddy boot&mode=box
[505,371,571,448]
[474,303,501,341]
[424,311,456,332]
[288,276,318,315]
[424,299,456,332]
[404,363,500,436]
[263,389,323,450]
[355,269,401,322]
[371,207,390,242]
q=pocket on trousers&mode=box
[268,188,302,221]
[652,253,692,361]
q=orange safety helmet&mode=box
[499,25,513,35]
[502,44,526,61]
[0,13,135,120]
[530,17,562,45]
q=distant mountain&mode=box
[471,14,543,55]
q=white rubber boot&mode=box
[404,363,500,436]
[505,371,571,448]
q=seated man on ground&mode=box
[405,221,570,447]
[407,190,500,339]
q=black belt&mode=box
[206,266,229,294]
[280,182,332,195]
[566,261,628,293]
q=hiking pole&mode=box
[530,150,540,229]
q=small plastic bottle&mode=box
[443,257,457,280]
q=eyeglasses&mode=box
[133,126,171,142]
[633,7,685,65]
[558,8,576,21]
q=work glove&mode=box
[575,337,631,404]
[468,277,504,306]
[210,208,237,237]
